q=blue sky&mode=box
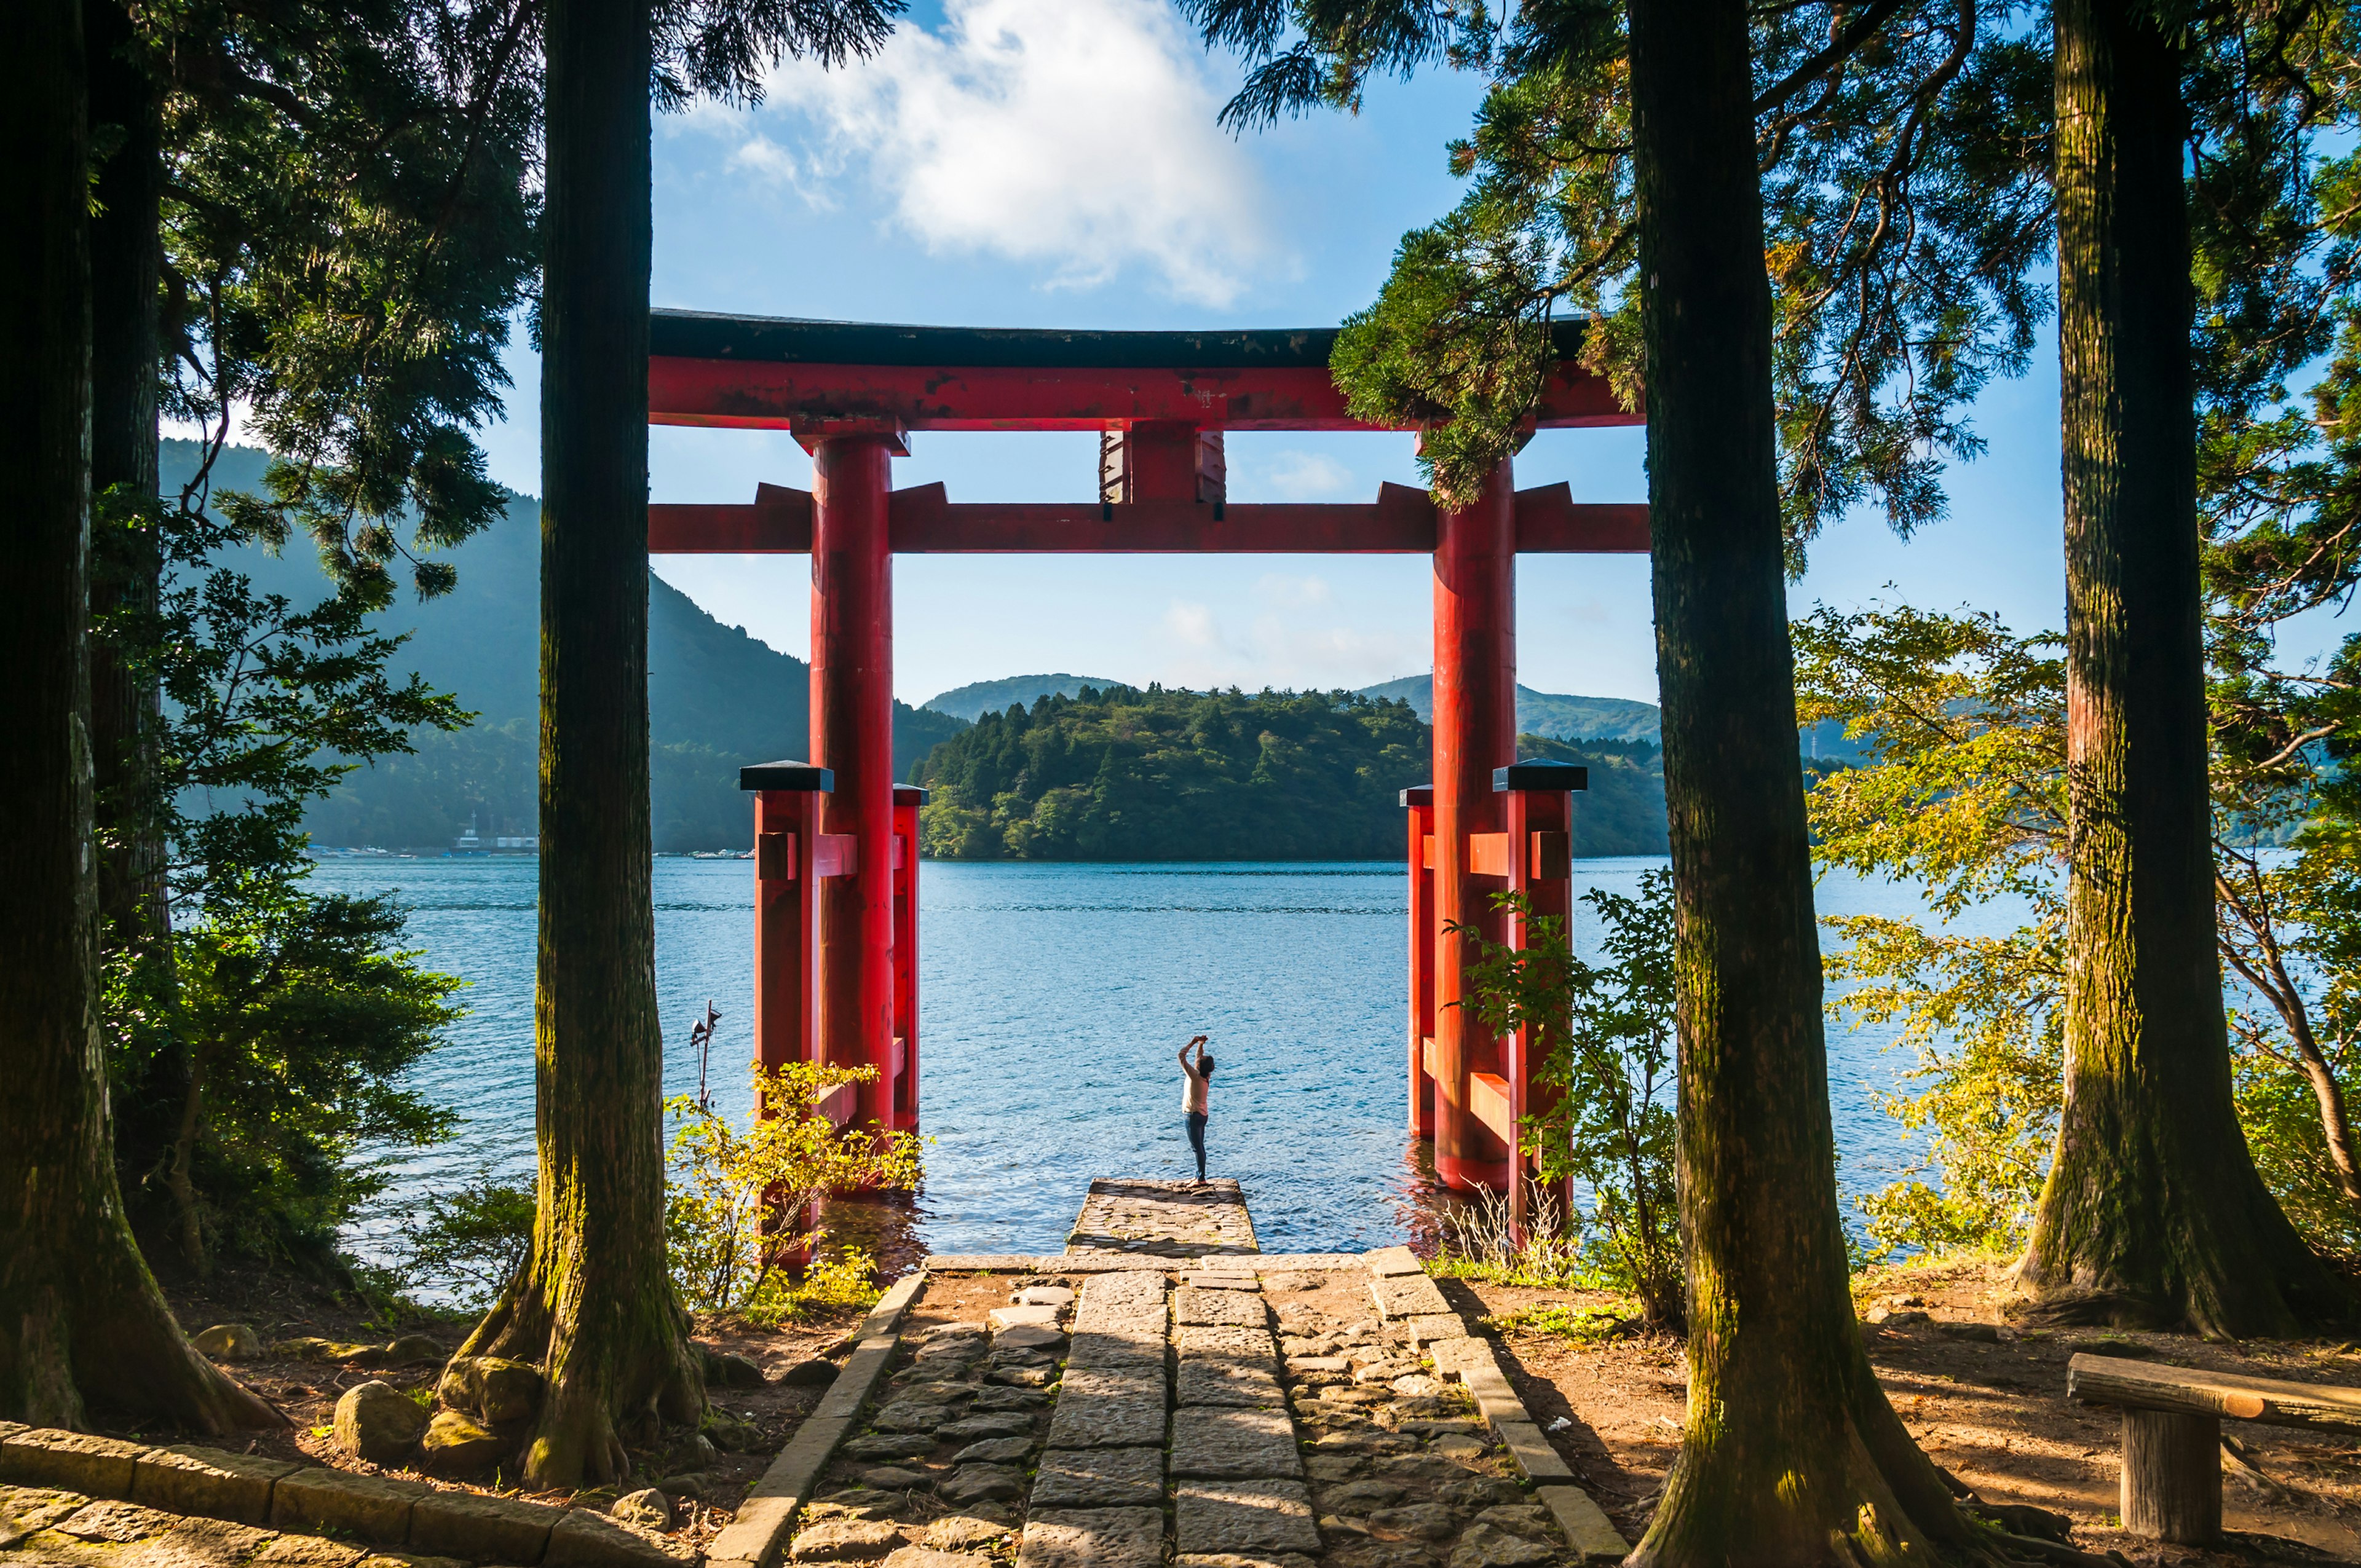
[462,0,2324,708]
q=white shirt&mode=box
[1182,1062,1209,1114]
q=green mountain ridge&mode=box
[923,673,1123,722]
[165,442,963,851]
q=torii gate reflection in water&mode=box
[643,312,1647,1229]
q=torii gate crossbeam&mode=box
[644,310,1647,1205]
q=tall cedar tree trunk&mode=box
[454,0,703,1487]
[0,0,276,1432]
[1624,0,1983,1559]
[2021,0,2344,1336]
[84,0,198,1274]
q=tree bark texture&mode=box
[1624,0,1980,1560]
[2024,0,2344,1336]
[0,0,275,1433]
[2118,1410,2220,1544]
[456,0,702,1488]
[84,0,194,1274]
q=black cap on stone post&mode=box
[738,760,834,792]
[1493,760,1588,792]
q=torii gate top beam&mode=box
[647,310,1640,435]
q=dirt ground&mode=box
[1448,1258,2361,1566]
[157,1266,870,1555]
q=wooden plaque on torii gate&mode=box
[643,310,1647,1209]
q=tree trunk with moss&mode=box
[2020,0,2344,1338]
[453,0,702,1488]
[1624,0,1990,1560]
[85,0,199,1275]
[0,0,277,1433]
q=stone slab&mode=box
[1489,1422,1576,1484]
[1534,1487,1630,1562]
[0,1430,149,1495]
[1069,1178,1258,1257]
[1199,1256,1362,1272]
[1063,1328,1166,1371]
[1369,1275,1451,1321]
[1175,1325,1279,1363]
[133,1446,302,1526]
[1177,1359,1286,1409]
[1043,1368,1168,1449]
[1069,1306,1165,1339]
[1169,1407,1303,1481]
[986,1305,1059,1331]
[252,1535,369,1568]
[920,1256,1052,1273]
[1181,1274,1260,1292]
[1173,1481,1322,1554]
[1402,1315,1468,1346]
[813,1340,901,1422]
[1077,1272,1166,1311]
[130,1512,280,1568]
[1362,1247,1423,1278]
[268,1469,430,1544]
[705,1414,854,1568]
[1027,1448,1165,1509]
[408,1491,560,1563]
[852,1274,928,1345]
[1425,1339,1500,1379]
[1016,1508,1164,1568]
[1176,1288,1268,1329]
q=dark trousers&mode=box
[1185,1111,1208,1180]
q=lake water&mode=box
[322,856,1977,1265]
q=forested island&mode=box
[911,684,1669,861]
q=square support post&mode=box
[809,433,901,1133]
[1497,759,1585,1241]
[1403,786,1436,1140]
[891,784,925,1133]
[1430,457,1517,1192]
[741,763,834,1090]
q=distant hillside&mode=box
[923,673,1123,723]
[909,684,1667,861]
[1359,673,1863,762]
[166,443,965,851]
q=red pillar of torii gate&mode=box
[644,312,1643,1194]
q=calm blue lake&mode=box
[320,856,1980,1264]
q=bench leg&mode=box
[2121,1408,2221,1543]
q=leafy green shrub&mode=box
[394,1169,537,1309]
[664,1061,922,1317]
[1449,872,1682,1328]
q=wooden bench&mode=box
[2068,1352,2361,1543]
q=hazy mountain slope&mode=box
[163,442,964,849]
[1359,672,1862,761]
[923,673,1125,722]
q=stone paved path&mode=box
[1066,1180,1257,1258]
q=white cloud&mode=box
[1159,591,1422,691]
[1254,449,1358,500]
[733,0,1276,305]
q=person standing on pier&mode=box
[1179,1034,1215,1185]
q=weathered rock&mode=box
[949,1438,1031,1466]
[419,1410,512,1478]
[879,1549,987,1568]
[547,1507,688,1568]
[1861,1306,1930,1327]
[254,1534,371,1567]
[704,1415,762,1452]
[151,1514,284,1567]
[1043,1368,1165,1449]
[970,1385,1047,1412]
[1,1484,93,1550]
[409,1489,562,1562]
[1016,1507,1165,1568]
[56,1499,174,1542]
[1446,1523,1556,1568]
[842,1434,937,1462]
[933,1414,1032,1443]
[269,1467,433,1542]
[991,1325,1066,1353]
[808,1489,903,1523]
[1936,1319,2002,1342]
[1303,1456,1362,1482]
[1177,1554,1318,1568]
[436,1356,545,1425]
[986,1365,1054,1389]
[924,1515,1014,1551]
[384,1334,443,1364]
[654,1476,704,1501]
[780,1359,842,1388]
[705,1352,767,1387]
[936,1465,1024,1506]
[859,1467,935,1491]
[333,1381,428,1464]
[1436,1479,1524,1511]
[1179,1359,1284,1409]
[1013,1286,1075,1308]
[789,1519,906,1561]
[1322,1480,1406,1509]
[871,1401,955,1434]
[1390,1375,1442,1398]
[1368,1505,1459,1541]
[192,1325,262,1361]
[662,1433,719,1474]
[132,1443,302,1524]
[1474,1505,1552,1538]
[987,1305,1059,1332]
[611,1489,674,1531]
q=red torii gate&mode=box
[643,310,1647,1206]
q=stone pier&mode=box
[1066,1178,1259,1257]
